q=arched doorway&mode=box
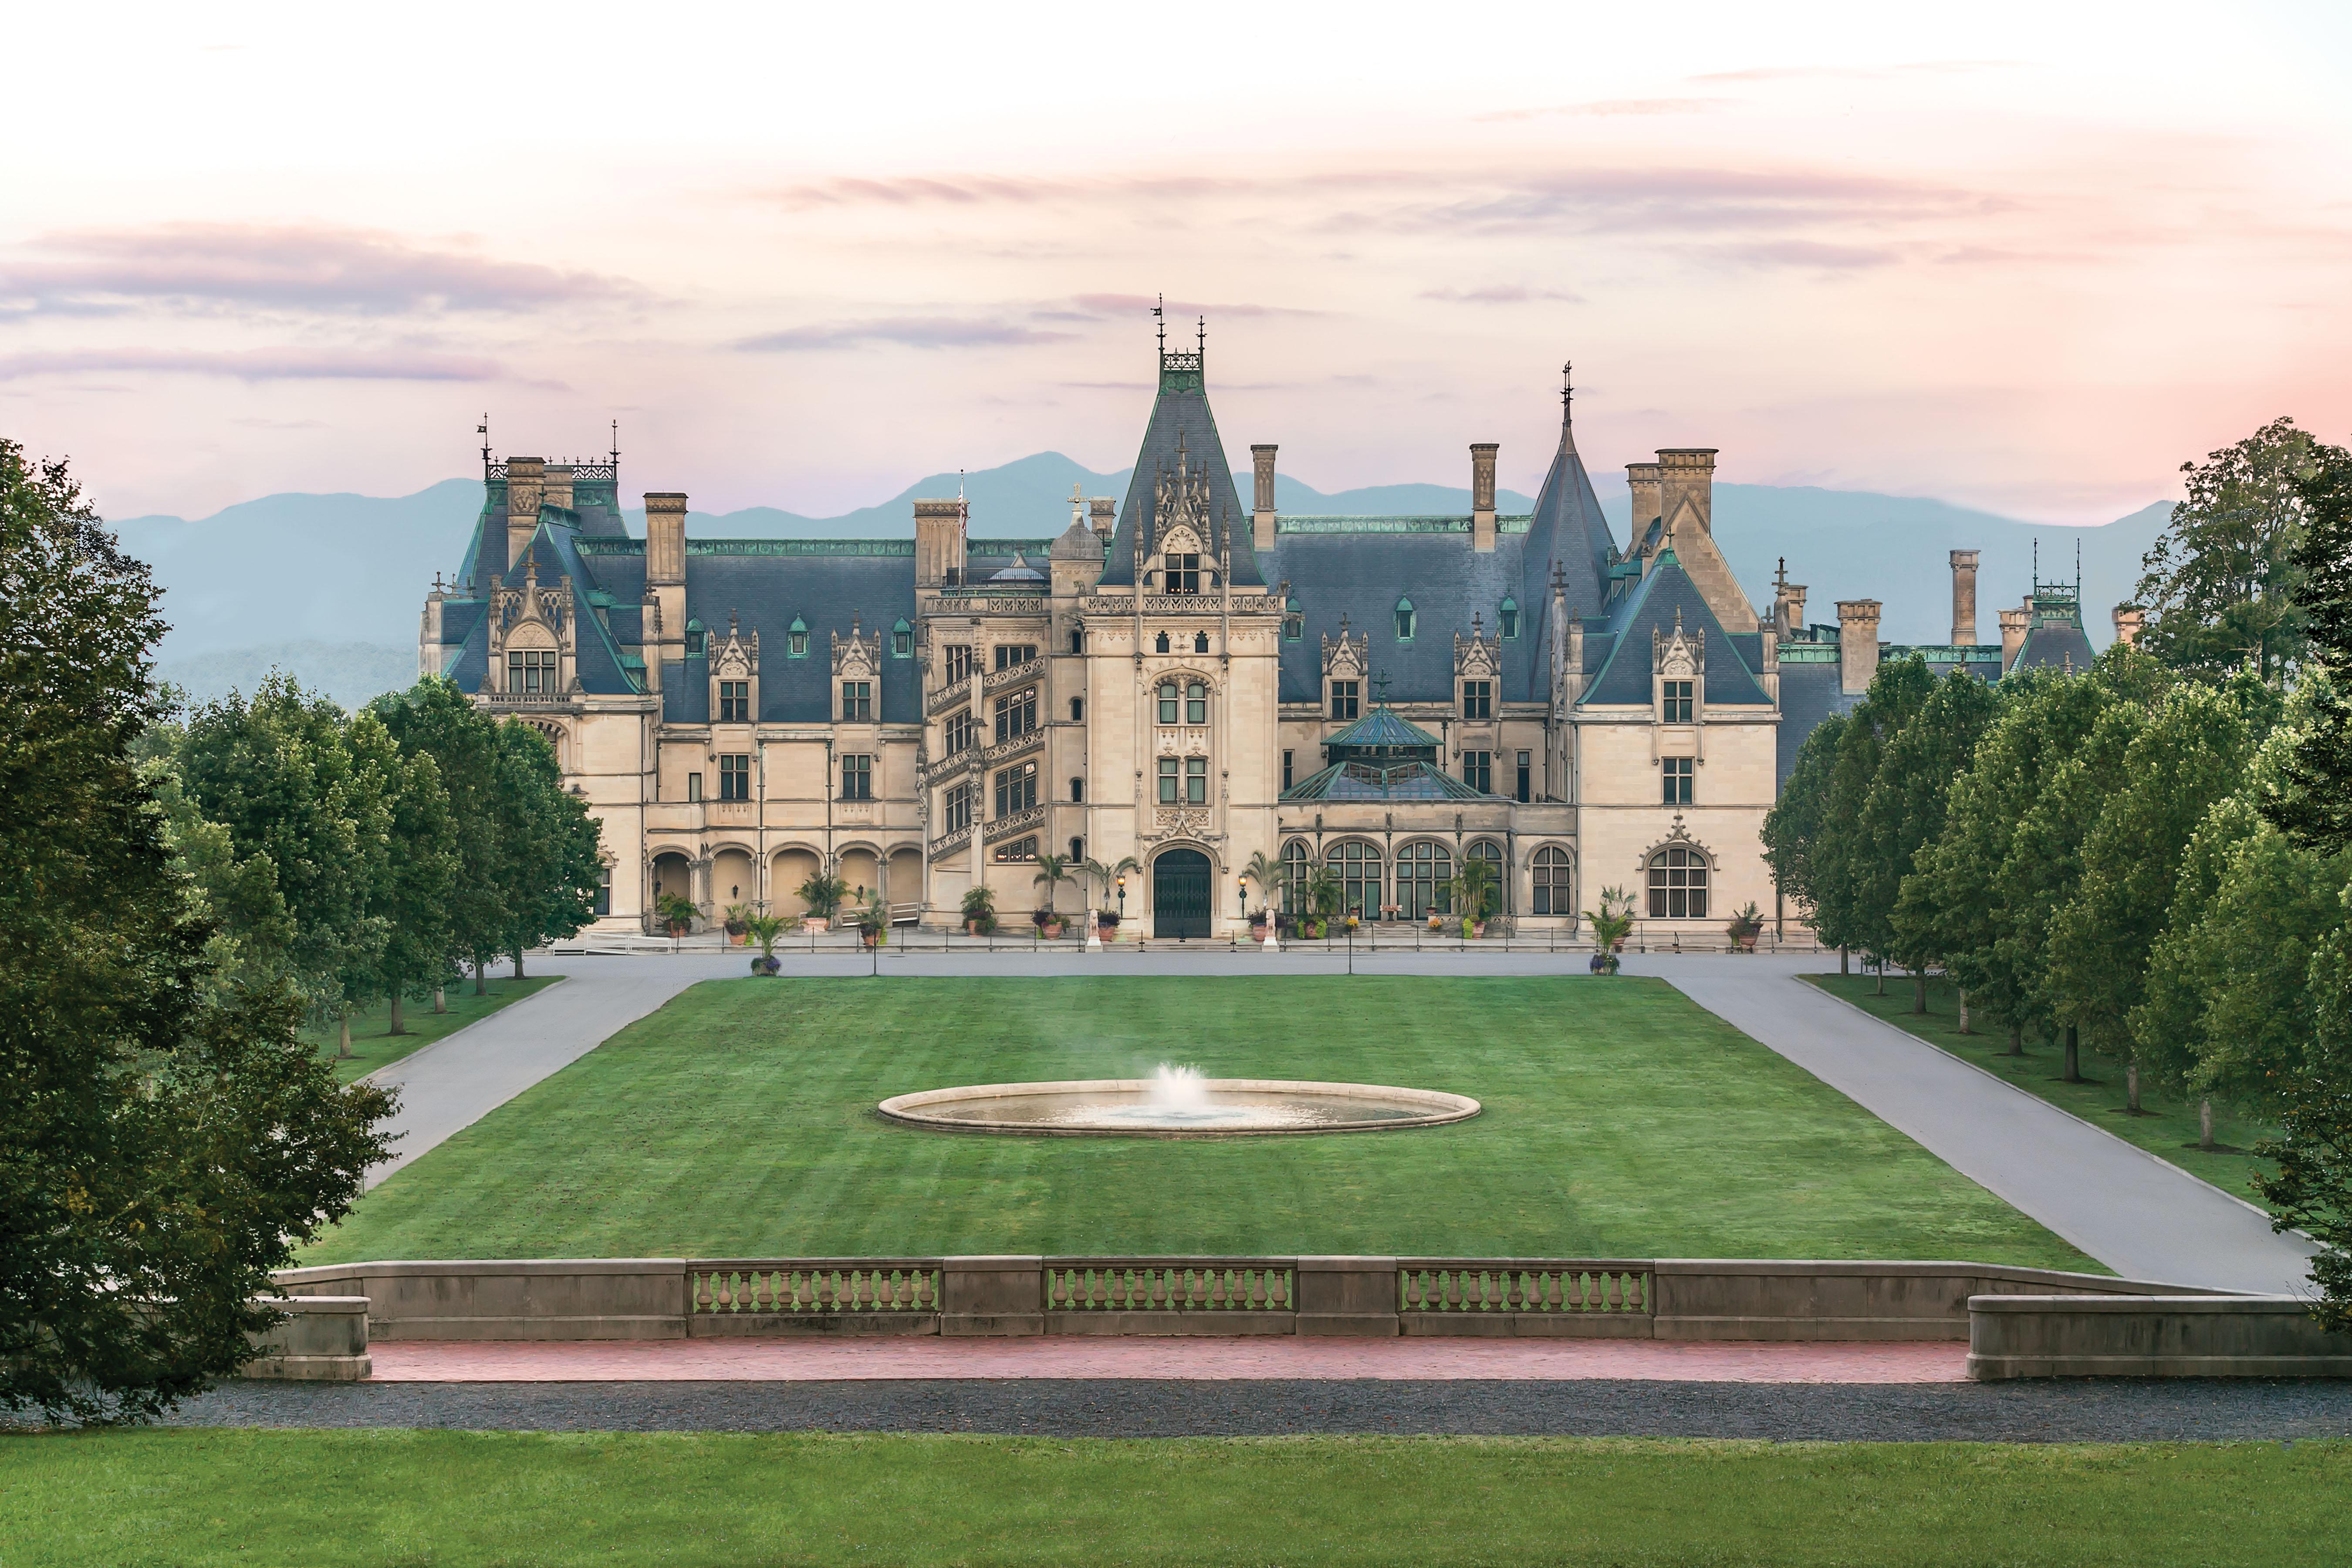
[651,851,695,930]
[1152,847,1211,940]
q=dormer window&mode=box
[1165,553,1201,594]
[892,618,913,657]
[1663,680,1694,723]
[1284,595,1302,642]
[787,617,808,658]
[507,648,556,694]
[1499,598,1519,639]
[1394,598,1416,641]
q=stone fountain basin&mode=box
[876,1079,1481,1137]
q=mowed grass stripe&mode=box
[305,976,2095,1266]
[8,1429,2344,1568]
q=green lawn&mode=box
[303,976,2094,1267]
[303,977,559,1084]
[5,1429,2342,1567]
[1805,974,2281,1207]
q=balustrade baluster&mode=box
[693,1271,713,1314]
[1443,1270,1463,1312]
[795,1271,816,1313]
[1210,1269,1229,1310]
[1544,1272,1564,1313]
[1505,1271,1525,1311]
[1630,1273,1648,1312]
[717,1272,737,1313]
[1605,1272,1622,1312]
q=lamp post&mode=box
[1116,874,1127,933]
[1237,878,1247,919]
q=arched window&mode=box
[1531,846,1571,916]
[787,616,808,658]
[1284,595,1302,642]
[1499,598,1519,639]
[1398,841,1453,920]
[1395,598,1416,640]
[1281,839,1310,911]
[1155,630,1171,654]
[1157,682,1179,724]
[1327,841,1381,919]
[1466,839,1505,916]
[892,618,913,657]
[1647,846,1709,919]
[1070,777,1085,803]
[1185,680,1206,723]
[1068,627,1083,654]
[1193,630,1210,653]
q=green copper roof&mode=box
[1279,759,1490,802]
[1324,706,1442,751]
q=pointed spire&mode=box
[1560,360,1576,456]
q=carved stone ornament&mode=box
[1321,623,1368,681]
[832,616,880,677]
[1454,620,1499,678]
[1654,610,1703,680]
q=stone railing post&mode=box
[1295,1256,1400,1336]
[940,1255,1044,1335]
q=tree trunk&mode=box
[2006,1024,2023,1057]
[1841,948,1849,976]
[2127,1064,2141,1114]
[2062,1025,2081,1084]
[512,944,526,980]
[474,959,486,996]
[433,984,446,1014]
[1957,989,1972,1034]
[337,1014,352,1060]
[388,990,406,1036]
[1874,961,1886,996]
[1912,970,1926,1014]
[2200,1098,2215,1152]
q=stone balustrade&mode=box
[256,1256,2343,1379]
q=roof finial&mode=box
[478,412,491,477]
[1372,669,1392,704]
[609,418,619,468]
[1562,360,1573,416]
[1154,294,1165,353]
[1197,314,1205,355]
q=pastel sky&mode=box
[7,0,2350,523]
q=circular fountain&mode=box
[878,1065,1480,1137]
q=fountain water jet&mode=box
[878,1070,1478,1137]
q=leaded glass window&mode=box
[1399,841,1453,920]
[1328,841,1381,919]
[1647,846,1708,919]
[1532,846,1571,915]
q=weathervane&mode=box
[478,412,491,476]
[609,419,620,468]
[1153,293,1165,352]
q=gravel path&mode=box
[166,1377,2352,1442]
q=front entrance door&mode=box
[1152,848,1212,940]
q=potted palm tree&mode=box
[723,901,752,946]
[1242,850,1283,932]
[1083,855,1136,939]
[743,911,797,975]
[656,892,698,938]
[1031,852,1072,938]
[796,872,849,934]
[1584,886,1636,974]
[1301,864,1342,939]
[856,891,888,949]
[1451,857,1500,939]
[961,884,997,936]
[1726,901,1764,953]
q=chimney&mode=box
[1999,605,2030,671]
[1250,445,1278,553]
[543,463,575,514]
[1090,497,1116,548]
[1470,443,1498,553]
[1656,448,1718,537]
[506,456,544,568]
[2112,603,2146,649]
[645,493,687,586]
[1775,579,1808,640]
[1948,549,1980,645]
[913,499,966,588]
[1625,462,1662,532]
[1837,598,1881,694]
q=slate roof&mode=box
[1575,551,1772,708]
[1099,348,1265,589]
[1271,527,1535,706]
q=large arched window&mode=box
[1531,846,1572,916]
[1328,841,1382,919]
[1465,839,1505,916]
[1394,597,1416,641]
[1398,841,1453,920]
[1647,846,1709,919]
[1281,839,1311,912]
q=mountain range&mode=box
[119,454,2173,712]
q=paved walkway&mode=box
[363,1336,1965,1384]
[1657,958,2315,1296]
[362,961,733,1186]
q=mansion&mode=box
[420,336,2108,938]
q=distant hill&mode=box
[109,457,2173,711]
